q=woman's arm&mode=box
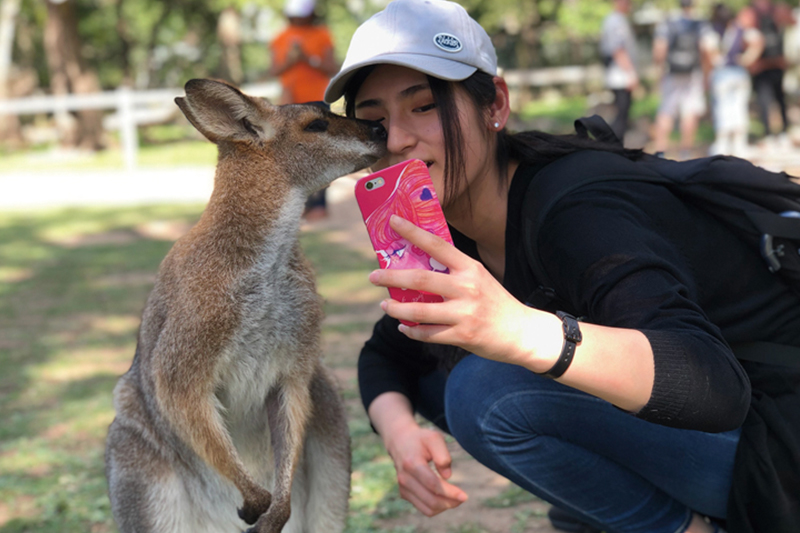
[739,29,765,69]
[370,211,749,432]
[371,216,655,413]
[358,315,467,516]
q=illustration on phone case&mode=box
[357,160,453,303]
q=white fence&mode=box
[0,66,613,170]
[0,81,282,170]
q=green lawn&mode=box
[0,127,216,173]
[0,204,418,533]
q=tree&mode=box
[45,0,104,150]
[0,0,22,144]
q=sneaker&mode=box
[547,506,603,533]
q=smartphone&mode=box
[355,159,453,324]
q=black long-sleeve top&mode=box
[358,153,800,433]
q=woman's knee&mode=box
[444,356,556,456]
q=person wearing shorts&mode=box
[652,0,715,159]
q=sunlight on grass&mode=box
[0,139,216,173]
[30,346,132,384]
[0,266,34,283]
[318,270,385,303]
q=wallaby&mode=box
[105,79,386,533]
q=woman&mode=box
[707,4,764,157]
[323,1,800,532]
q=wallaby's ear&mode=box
[175,79,275,144]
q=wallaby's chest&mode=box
[218,244,320,404]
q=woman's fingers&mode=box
[388,215,465,269]
[398,467,467,516]
[369,268,460,300]
[391,429,469,516]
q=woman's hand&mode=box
[368,215,562,371]
[369,392,468,516]
[384,422,468,516]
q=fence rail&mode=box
[0,81,282,170]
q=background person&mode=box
[652,0,715,159]
[600,0,640,143]
[325,1,799,532]
[269,0,339,220]
[749,0,795,148]
[707,4,764,156]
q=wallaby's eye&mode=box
[304,119,329,133]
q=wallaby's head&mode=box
[175,79,387,193]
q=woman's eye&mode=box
[415,103,437,113]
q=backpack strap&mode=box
[732,342,800,368]
[745,211,800,239]
[574,115,621,146]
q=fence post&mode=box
[118,86,138,171]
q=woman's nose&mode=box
[385,119,416,155]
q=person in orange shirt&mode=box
[270,0,340,220]
[270,0,339,105]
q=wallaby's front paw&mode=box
[237,490,272,525]
[248,501,291,533]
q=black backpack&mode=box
[667,18,702,73]
[524,115,800,366]
[524,118,800,533]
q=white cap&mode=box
[284,0,316,18]
[324,0,497,103]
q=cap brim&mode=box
[324,53,478,104]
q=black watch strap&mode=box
[542,311,582,379]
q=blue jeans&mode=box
[418,355,741,533]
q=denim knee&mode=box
[444,355,550,462]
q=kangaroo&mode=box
[105,78,386,533]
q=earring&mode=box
[493,122,500,129]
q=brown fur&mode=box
[105,79,386,533]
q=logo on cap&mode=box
[433,33,462,53]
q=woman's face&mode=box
[353,64,493,210]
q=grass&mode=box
[0,203,409,532]
[0,126,216,173]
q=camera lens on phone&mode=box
[366,182,374,190]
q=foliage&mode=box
[15,0,761,94]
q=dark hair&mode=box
[343,69,642,207]
[711,3,734,29]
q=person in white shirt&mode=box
[600,0,639,142]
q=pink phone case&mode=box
[355,159,453,324]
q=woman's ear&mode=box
[488,76,512,131]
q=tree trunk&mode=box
[217,7,242,85]
[0,0,23,146]
[44,0,105,150]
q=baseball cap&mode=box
[284,0,316,18]
[324,0,497,103]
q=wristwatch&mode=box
[541,311,582,379]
